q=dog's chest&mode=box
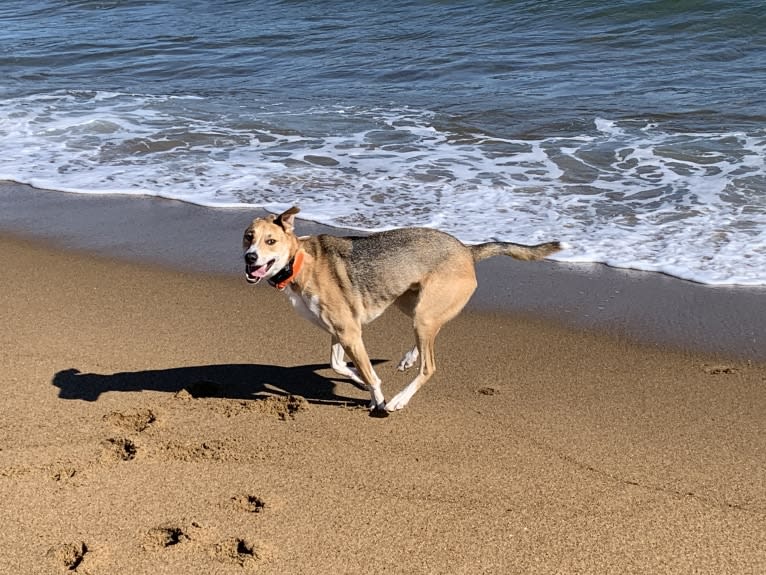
[286,289,330,332]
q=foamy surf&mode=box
[0,90,764,286]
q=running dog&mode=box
[243,206,563,416]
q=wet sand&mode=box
[0,182,765,573]
[2,181,764,361]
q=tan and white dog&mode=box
[243,206,562,416]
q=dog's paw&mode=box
[385,394,408,412]
[396,361,413,372]
[369,406,390,418]
[396,347,419,372]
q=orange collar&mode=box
[268,250,305,291]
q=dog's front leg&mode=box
[330,338,369,390]
[335,328,387,416]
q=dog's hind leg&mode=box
[386,269,476,412]
[385,321,438,412]
[394,289,419,372]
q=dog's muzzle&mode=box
[244,252,276,284]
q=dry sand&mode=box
[1,230,765,575]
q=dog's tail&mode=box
[470,240,564,262]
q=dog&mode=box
[243,206,563,416]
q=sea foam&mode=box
[0,91,764,285]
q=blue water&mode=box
[1,0,765,284]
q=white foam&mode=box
[0,91,764,285]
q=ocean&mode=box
[1,0,764,285]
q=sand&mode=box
[1,187,765,573]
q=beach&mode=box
[3,2,765,572]
[1,184,765,574]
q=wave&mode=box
[0,90,764,285]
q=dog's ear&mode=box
[274,206,300,234]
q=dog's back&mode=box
[309,228,471,301]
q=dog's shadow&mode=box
[51,362,382,406]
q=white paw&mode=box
[396,348,419,372]
[384,393,408,412]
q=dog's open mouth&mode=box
[245,258,276,284]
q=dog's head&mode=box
[242,206,300,285]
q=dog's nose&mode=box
[244,252,258,265]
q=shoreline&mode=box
[1,180,764,361]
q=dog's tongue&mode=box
[250,265,269,278]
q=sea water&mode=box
[1,0,764,285]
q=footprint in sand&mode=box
[100,437,137,462]
[50,467,77,482]
[702,364,739,375]
[46,541,88,571]
[210,395,310,420]
[143,523,197,549]
[210,537,271,567]
[103,408,157,433]
[255,395,309,420]
[231,494,266,514]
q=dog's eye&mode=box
[244,232,254,242]
[265,238,276,246]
